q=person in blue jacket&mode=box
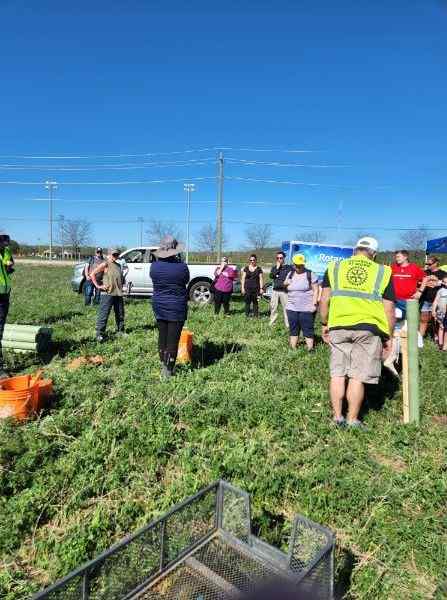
[150,236,190,378]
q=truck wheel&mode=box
[189,281,212,305]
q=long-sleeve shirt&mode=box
[150,260,190,321]
[270,264,292,291]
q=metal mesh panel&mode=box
[163,486,217,565]
[297,550,333,600]
[88,522,162,599]
[194,537,279,594]
[220,485,250,543]
[36,575,84,600]
[288,516,334,600]
[139,564,228,600]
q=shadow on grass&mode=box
[360,367,400,418]
[334,548,358,599]
[124,322,157,334]
[192,340,244,368]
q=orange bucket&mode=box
[177,329,193,364]
[0,371,46,420]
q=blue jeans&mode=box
[84,280,101,305]
[96,294,125,336]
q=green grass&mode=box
[0,265,446,599]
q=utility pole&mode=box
[216,152,224,263]
[137,216,144,246]
[59,214,65,260]
[45,180,57,260]
[183,183,195,263]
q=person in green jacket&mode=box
[0,234,14,379]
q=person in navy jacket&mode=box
[150,236,190,377]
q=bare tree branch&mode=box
[146,219,183,244]
[245,224,272,250]
[58,219,92,254]
[398,226,430,251]
[195,224,228,253]
[296,230,327,243]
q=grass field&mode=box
[0,265,446,599]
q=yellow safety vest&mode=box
[0,248,12,294]
[327,254,391,336]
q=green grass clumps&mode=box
[0,265,446,599]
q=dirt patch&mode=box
[370,451,407,473]
[67,355,104,370]
[431,415,447,427]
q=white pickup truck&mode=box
[71,246,239,305]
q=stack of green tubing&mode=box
[2,325,53,353]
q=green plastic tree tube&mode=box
[406,299,420,424]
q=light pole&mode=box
[137,216,144,246]
[45,180,57,260]
[183,183,195,263]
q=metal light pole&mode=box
[45,180,57,260]
[216,152,224,263]
[137,216,144,246]
[183,183,195,263]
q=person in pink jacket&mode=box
[213,256,238,316]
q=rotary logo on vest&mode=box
[346,264,368,287]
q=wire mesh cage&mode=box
[32,480,335,600]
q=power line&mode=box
[0,176,218,186]
[0,158,217,171]
[226,158,346,168]
[0,146,318,160]
[1,215,445,231]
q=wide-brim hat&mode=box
[154,235,185,259]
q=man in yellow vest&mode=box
[319,237,395,429]
[0,234,15,379]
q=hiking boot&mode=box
[161,364,172,379]
[333,416,346,428]
[346,419,367,431]
[96,335,105,343]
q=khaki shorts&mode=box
[328,329,383,384]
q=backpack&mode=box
[305,268,313,291]
[285,268,313,290]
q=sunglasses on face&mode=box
[276,256,284,260]
[249,258,256,262]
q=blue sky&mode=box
[1,0,446,251]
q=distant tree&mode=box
[146,219,183,244]
[245,224,272,250]
[195,224,228,253]
[398,226,430,251]
[58,219,92,254]
[296,230,327,243]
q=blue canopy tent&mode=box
[426,236,447,254]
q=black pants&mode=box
[96,294,125,336]
[0,294,10,368]
[157,320,184,356]
[244,290,259,317]
[157,320,184,372]
[214,290,232,315]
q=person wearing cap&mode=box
[83,247,106,306]
[319,237,395,429]
[90,248,126,342]
[283,254,319,351]
[150,236,190,378]
[213,256,238,316]
[269,251,292,328]
[0,234,14,379]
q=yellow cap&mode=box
[292,253,305,266]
